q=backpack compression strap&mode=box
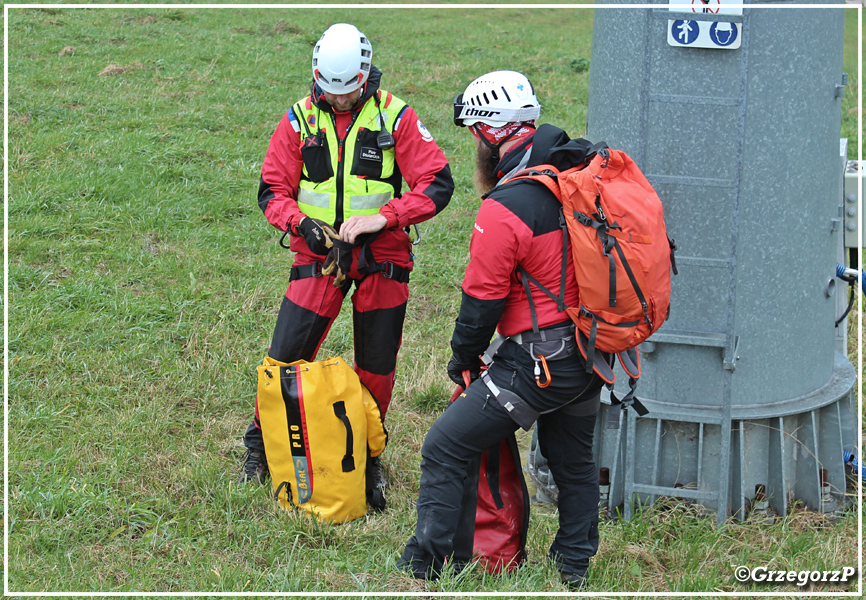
[605,375,649,429]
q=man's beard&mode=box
[472,142,501,196]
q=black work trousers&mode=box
[399,339,604,579]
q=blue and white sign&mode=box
[667,19,741,49]
[670,19,700,46]
[709,21,738,47]
[668,0,742,50]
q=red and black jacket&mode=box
[451,125,590,359]
[257,67,454,266]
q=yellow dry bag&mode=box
[256,356,387,523]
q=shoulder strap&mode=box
[502,142,607,192]
[499,164,563,201]
[517,208,570,333]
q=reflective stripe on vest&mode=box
[297,188,330,210]
[351,192,393,211]
[294,91,407,225]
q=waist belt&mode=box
[290,261,323,281]
[507,323,574,346]
[482,324,577,366]
[289,260,410,284]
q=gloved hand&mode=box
[321,238,356,288]
[447,352,482,387]
[297,217,340,256]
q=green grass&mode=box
[6,5,863,595]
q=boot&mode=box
[366,453,387,512]
[238,448,269,485]
[560,570,587,590]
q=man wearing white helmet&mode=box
[398,71,606,589]
[240,24,454,512]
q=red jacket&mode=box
[258,68,453,267]
[452,125,586,358]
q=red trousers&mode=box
[244,248,409,453]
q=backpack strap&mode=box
[612,239,652,328]
[274,480,293,504]
[516,208,570,333]
[602,344,649,429]
[574,202,653,327]
[576,328,615,383]
[500,165,563,200]
[668,236,679,275]
[576,308,646,368]
[576,333,650,429]
[518,271,541,335]
[617,347,641,379]
[572,190,622,308]
[606,378,649,427]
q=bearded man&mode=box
[397,71,609,590]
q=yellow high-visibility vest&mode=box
[293,91,406,226]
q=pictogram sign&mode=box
[668,0,743,49]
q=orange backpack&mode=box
[505,144,677,414]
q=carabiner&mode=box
[534,355,551,388]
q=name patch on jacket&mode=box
[360,147,383,163]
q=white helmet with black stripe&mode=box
[312,23,373,94]
[453,70,541,128]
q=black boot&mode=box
[238,448,269,485]
[366,452,387,512]
[560,570,587,590]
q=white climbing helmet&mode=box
[311,23,373,94]
[453,70,541,128]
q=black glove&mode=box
[321,238,356,288]
[447,352,482,388]
[297,217,339,256]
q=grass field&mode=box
[5,4,863,595]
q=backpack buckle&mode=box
[599,147,610,168]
